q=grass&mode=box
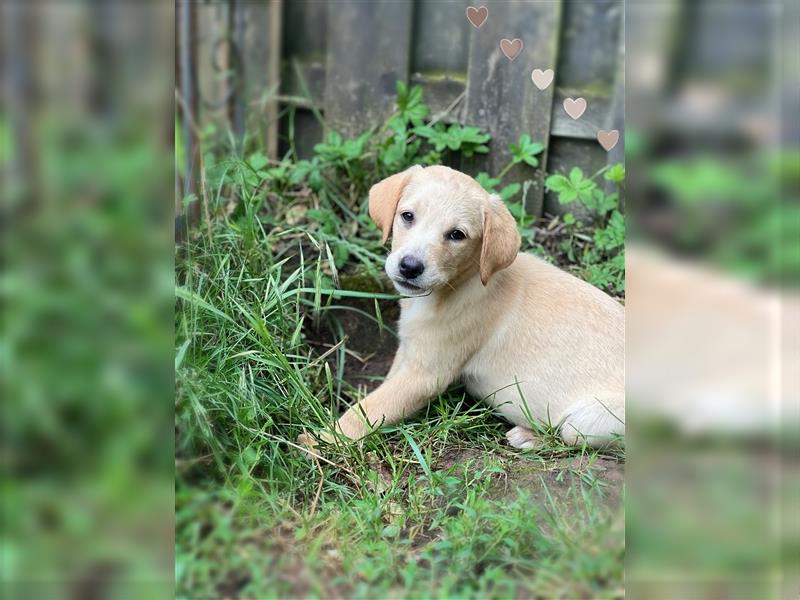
[175,212,624,598]
[175,82,624,598]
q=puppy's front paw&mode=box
[505,425,541,450]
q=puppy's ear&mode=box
[368,165,421,243]
[480,194,521,285]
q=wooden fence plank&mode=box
[411,0,469,74]
[464,0,562,217]
[549,91,611,139]
[280,0,327,106]
[282,0,327,58]
[278,0,328,158]
[409,0,469,120]
[604,9,625,173]
[324,0,414,137]
[177,0,199,228]
[549,0,621,141]
[196,0,231,142]
[3,0,37,205]
[230,0,283,157]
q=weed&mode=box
[545,165,626,294]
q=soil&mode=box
[309,271,399,396]
[434,446,624,514]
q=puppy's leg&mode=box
[505,425,540,450]
[335,364,449,440]
[385,344,406,380]
[559,393,624,447]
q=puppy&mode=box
[315,165,624,448]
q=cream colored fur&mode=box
[306,165,624,448]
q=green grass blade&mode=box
[400,429,433,480]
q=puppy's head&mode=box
[369,165,520,296]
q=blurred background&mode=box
[625,0,798,598]
[2,1,174,597]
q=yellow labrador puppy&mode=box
[318,165,623,448]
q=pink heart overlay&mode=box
[500,38,523,61]
[531,69,554,90]
[563,97,587,120]
[466,6,488,28]
[597,129,620,151]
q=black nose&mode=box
[399,255,425,279]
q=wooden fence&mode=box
[177,0,623,219]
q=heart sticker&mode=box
[466,6,488,28]
[500,38,523,61]
[531,68,554,90]
[597,129,620,151]
[563,97,587,120]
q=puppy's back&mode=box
[498,253,624,384]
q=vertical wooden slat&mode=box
[409,0,469,123]
[3,1,36,205]
[196,0,231,141]
[279,0,327,158]
[229,0,283,157]
[605,9,625,173]
[176,0,199,228]
[262,0,283,159]
[324,0,414,137]
[464,0,562,217]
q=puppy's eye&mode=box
[401,211,414,223]
[447,229,467,241]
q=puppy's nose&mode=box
[399,255,425,279]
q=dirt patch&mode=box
[309,271,399,395]
[435,446,624,513]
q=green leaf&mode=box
[604,163,626,183]
[546,167,596,205]
[381,137,407,167]
[593,210,625,250]
[175,287,236,325]
[544,174,571,193]
[396,83,429,123]
[175,339,191,370]
[382,524,401,538]
[387,115,407,137]
[400,429,432,480]
[475,172,500,192]
[396,80,408,99]
[411,125,436,139]
[247,151,269,171]
[594,189,619,215]
[509,134,545,167]
[506,201,524,219]
[498,183,521,201]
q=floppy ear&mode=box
[480,194,521,285]
[368,165,422,243]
